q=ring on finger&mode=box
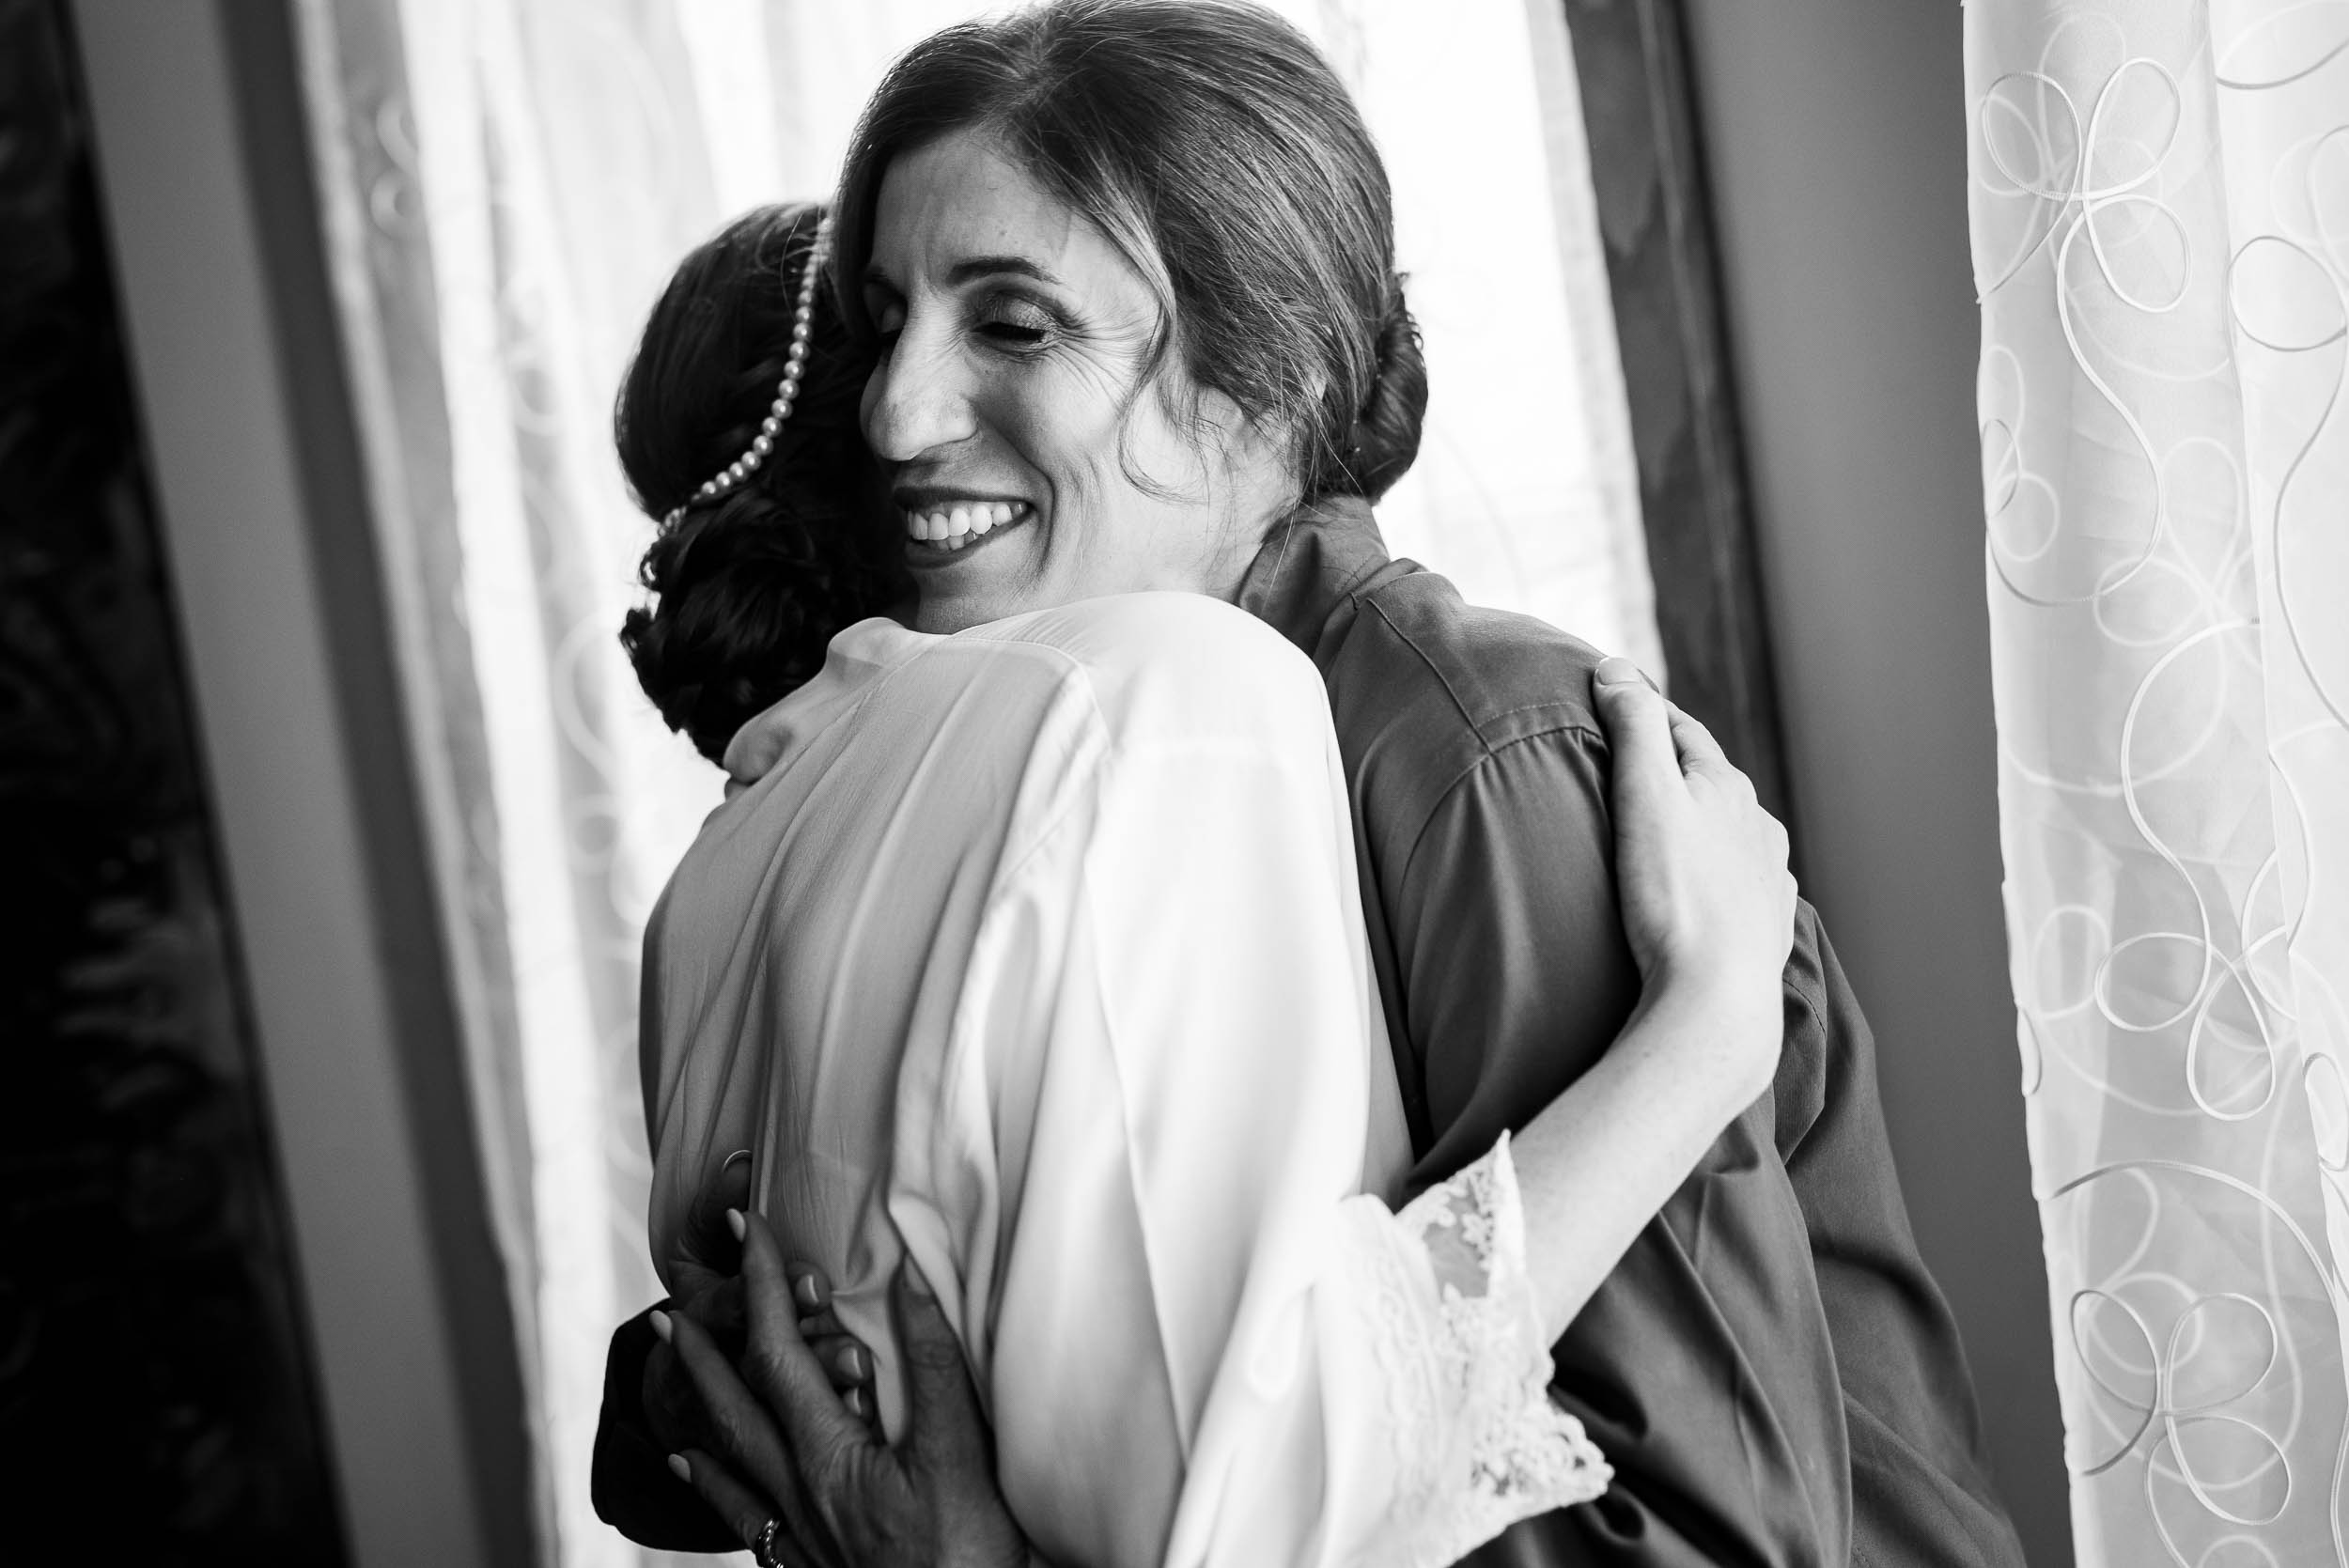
[754,1516,785,1568]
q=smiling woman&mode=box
[609,13,1642,1557]
[861,133,1297,631]
[599,6,1737,1564]
[834,1,1425,635]
[276,0,1674,1558]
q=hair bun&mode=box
[615,203,903,764]
[1343,279,1427,503]
[619,480,855,763]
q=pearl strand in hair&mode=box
[661,214,834,529]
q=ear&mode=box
[1195,402,1306,579]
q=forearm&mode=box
[1508,980,1775,1343]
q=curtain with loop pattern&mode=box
[1968,4,2349,1561]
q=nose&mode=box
[862,316,977,464]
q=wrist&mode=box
[1628,969,1781,1106]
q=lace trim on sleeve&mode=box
[1347,1133,1611,1566]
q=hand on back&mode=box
[642,1150,754,1455]
[658,1214,1031,1568]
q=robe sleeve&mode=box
[889,651,1605,1568]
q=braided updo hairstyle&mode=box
[833,0,1428,510]
[616,203,908,764]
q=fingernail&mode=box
[793,1273,822,1312]
[845,1386,866,1417]
[1594,656,1641,687]
[725,1207,746,1243]
[666,1452,690,1483]
[721,1148,752,1172]
[649,1309,673,1344]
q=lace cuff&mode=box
[1343,1133,1610,1567]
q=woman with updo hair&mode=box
[615,201,904,765]
[605,4,2015,1567]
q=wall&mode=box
[1678,3,2070,1562]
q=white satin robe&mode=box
[641,593,1604,1568]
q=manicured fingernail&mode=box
[722,1148,752,1172]
[1594,656,1640,686]
[649,1309,673,1344]
[725,1207,746,1242]
[845,1386,866,1417]
[666,1452,690,1483]
[793,1273,823,1312]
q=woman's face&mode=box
[861,132,1292,634]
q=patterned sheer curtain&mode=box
[287,0,1652,1562]
[1968,4,2349,1562]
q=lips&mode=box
[900,498,1034,555]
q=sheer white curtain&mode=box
[289,0,1653,1560]
[1968,4,2349,1562]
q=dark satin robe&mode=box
[1239,501,2022,1568]
[595,500,2025,1567]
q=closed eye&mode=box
[972,293,1066,355]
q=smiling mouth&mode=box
[901,499,1034,558]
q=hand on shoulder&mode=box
[1589,658,1797,1105]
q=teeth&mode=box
[901,501,1029,547]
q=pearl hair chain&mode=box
[661,214,834,529]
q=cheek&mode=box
[988,371,1132,560]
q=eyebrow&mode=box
[946,255,1058,286]
[862,255,1060,290]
